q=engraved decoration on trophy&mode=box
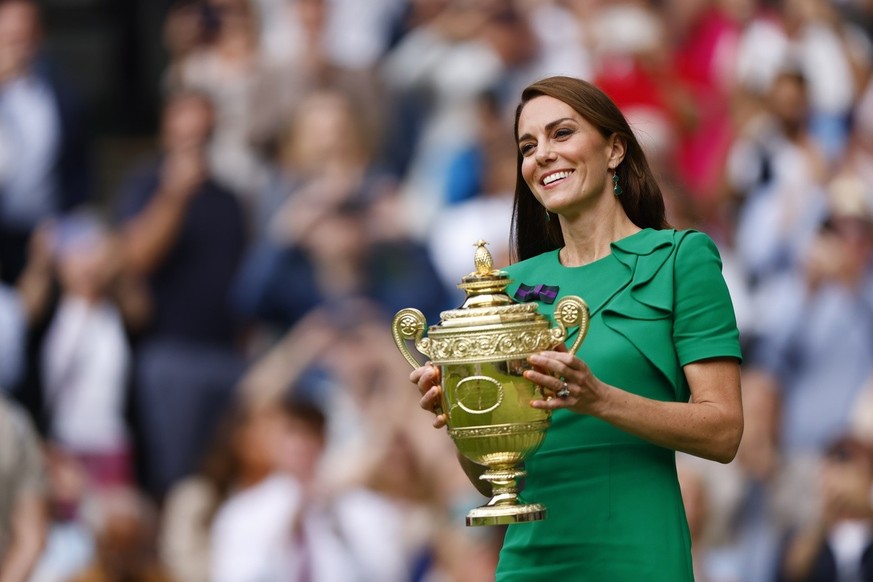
[391,240,590,526]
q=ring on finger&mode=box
[556,382,570,399]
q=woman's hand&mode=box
[411,363,447,428]
[526,344,743,463]
[523,344,610,414]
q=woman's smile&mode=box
[541,169,575,187]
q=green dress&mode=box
[495,228,742,581]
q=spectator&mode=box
[165,0,285,205]
[728,68,829,288]
[254,87,389,239]
[115,89,248,499]
[775,435,873,582]
[160,390,298,582]
[209,390,410,582]
[40,212,135,489]
[0,0,90,285]
[0,393,48,582]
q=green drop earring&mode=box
[612,172,623,196]
[545,208,551,221]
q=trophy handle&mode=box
[391,308,430,369]
[553,296,590,355]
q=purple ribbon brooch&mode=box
[513,283,559,305]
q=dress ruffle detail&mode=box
[601,229,694,397]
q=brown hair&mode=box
[510,76,668,261]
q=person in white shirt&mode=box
[40,212,133,489]
[209,393,409,582]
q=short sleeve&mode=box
[672,232,743,366]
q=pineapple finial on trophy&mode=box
[473,240,493,275]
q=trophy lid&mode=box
[392,240,588,367]
[436,240,543,329]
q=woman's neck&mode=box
[558,209,641,267]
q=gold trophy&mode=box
[392,241,589,526]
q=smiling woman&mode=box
[411,76,744,581]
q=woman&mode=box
[412,76,744,580]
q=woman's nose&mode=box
[535,144,555,164]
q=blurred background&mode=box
[1,0,873,580]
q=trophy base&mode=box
[466,502,547,526]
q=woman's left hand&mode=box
[524,344,610,414]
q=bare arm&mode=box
[15,223,55,325]
[0,493,47,582]
[238,308,340,408]
[526,350,743,463]
[120,150,204,276]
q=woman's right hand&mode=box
[411,363,447,428]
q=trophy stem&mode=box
[465,465,546,526]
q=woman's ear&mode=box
[608,134,627,169]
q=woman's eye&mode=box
[555,128,573,139]
[519,143,535,156]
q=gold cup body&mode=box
[393,298,589,525]
[443,357,550,525]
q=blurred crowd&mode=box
[1,0,873,580]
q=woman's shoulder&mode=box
[612,228,722,262]
[616,227,713,248]
[671,229,724,262]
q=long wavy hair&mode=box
[510,76,668,262]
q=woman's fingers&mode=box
[419,385,442,410]
[412,363,446,426]
[526,352,575,384]
[410,363,440,394]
